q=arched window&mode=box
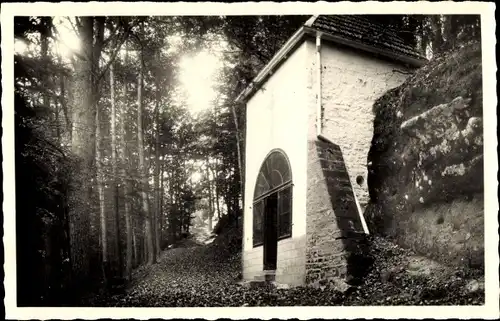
[253,150,293,247]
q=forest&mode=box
[13,14,482,307]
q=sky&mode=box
[53,17,81,59]
[178,50,224,115]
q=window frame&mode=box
[277,184,293,240]
[252,199,265,247]
[252,150,293,248]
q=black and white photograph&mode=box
[2,2,498,319]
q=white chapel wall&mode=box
[243,41,313,284]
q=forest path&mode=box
[109,242,243,307]
[87,236,484,307]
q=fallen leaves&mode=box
[81,234,484,307]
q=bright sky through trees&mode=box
[14,17,80,59]
[14,16,227,209]
[178,50,224,115]
[53,17,80,58]
[14,17,225,117]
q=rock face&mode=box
[365,42,484,269]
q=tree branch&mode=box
[97,22,133,83]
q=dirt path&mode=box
[84,236,484,307]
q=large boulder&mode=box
[365,42,483,269]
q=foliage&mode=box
[15,80,74,306]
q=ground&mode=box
[81,233,484,307]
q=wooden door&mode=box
[263,192,278,270]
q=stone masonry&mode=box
[305,137,368,289]
[320,43,409,209]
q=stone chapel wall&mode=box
[318,43,409,210]
[304,42,410,288]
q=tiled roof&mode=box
[235,15,428,103]
[308,15,427,61]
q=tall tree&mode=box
[137,44,156,265]
[95,80,108,285]
[68,16,96,287]
[154,66,162,258]
[39,17,53,129]
[68,15,130,288]
[110,63,123,278]
[119,43,134,281]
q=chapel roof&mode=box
[236,15,428,103]
[307,15,427,61]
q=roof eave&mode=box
[235,26,307,104]
[318,31,428,68]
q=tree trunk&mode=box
[210,161,221,219]
[159,162,165,250]
[442,15,459,51]
[137,50,156,265]
[168,167,174,245]
[110,63,123,278]
[40,20,56,141]
[205,159,214,233]
[123,178,133,280]
[95,86,108,286]
[230,103,244,205]
[119,41,133,281]
[40,17,51,111]
[153,64,161,258]
[57,54,71,139]
[54,98,61,142]
[68,16,94,290]
[132,223,138,268]
[430,15,444,55]
[63,74,73,141]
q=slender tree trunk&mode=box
[159,163,165,249]
[230,103,244,204]
[95,92,108,285]
[119,41,133,280]
[205,159,214,232]
[143,225,146,265]
[210,162,221,219]
[63,75,73,141]
[40,17,51,111]
[40,22,55,140]
[168,167,174,244]
[137,50,156,265]
[57,59,71,138]
[132,223,138,268]
[110,64,123,278]
[153,66,161,258]
[123,179,132,279]
[54,99,61,142]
